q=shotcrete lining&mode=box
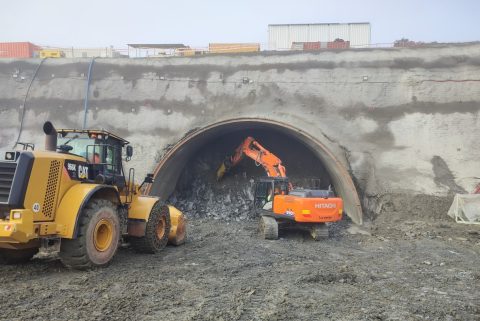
[149,119,363,224]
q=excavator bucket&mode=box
[216,162,227,181]
[167,206,186,246]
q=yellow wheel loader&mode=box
[0,122,186,269]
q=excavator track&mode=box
[259,216,278,240]
[310,223,329,241]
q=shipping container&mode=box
[327,40,350,49]
[175,48,206,56]
[291,40,350,51]
[209,43,260,54]
[39,49,65,58]
[0,42,41,58]
[303,42,321,50]
[291,42,304,50]
[268,23,370,50]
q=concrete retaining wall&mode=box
[1,43,479,218]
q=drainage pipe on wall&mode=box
[82,57,96,129]
[12,58,47,149]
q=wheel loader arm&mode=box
[216,136,287,180]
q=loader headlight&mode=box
[12,212,22,220]
[5,152,15,160]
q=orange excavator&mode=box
[216,136,343,240]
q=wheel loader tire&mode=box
[310,223,329,241]
[59,199,120,270]
[259,216,278,240]
[130,203,171,254]
[0,248,38,264]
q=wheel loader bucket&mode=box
[167,206,186,246]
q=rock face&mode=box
[1,43,479,221]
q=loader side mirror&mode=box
[144,173,154,184]
[17,142,35,151]
[138,173,154,192]
[126,145,133,161]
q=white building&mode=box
[268,22,371,50]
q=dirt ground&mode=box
[1,213,479,321]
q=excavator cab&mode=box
[253,177,289,210]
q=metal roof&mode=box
[127,43,187,49]
[268,22,370,26]
[268,22,371,50]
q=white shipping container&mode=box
[268,23,371,50]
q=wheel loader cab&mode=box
[57,129,130,190]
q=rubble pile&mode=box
[169,174,257,221]
[168,147,264,221]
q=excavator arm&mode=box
[216,136,287,180]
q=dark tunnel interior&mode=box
[166,126,335,220]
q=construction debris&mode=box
[447,194,480,224]
[169,173,256,221]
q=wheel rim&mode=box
[156,216,166,240]
[93,219,113,252]
[176,216,186,240]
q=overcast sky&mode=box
[1,0,479,48]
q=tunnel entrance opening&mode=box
[148,119,363,224]
[170,128,333,220]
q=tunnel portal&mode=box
[148,119,362,224]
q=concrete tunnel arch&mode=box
[146,118,363,225]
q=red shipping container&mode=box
[327,41,350,49]
[0,42,41,58]
[303,42,321,50]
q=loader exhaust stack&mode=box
[43,121,57,151]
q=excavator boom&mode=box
[216,137,287,180]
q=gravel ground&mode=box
[1,215,479,321]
